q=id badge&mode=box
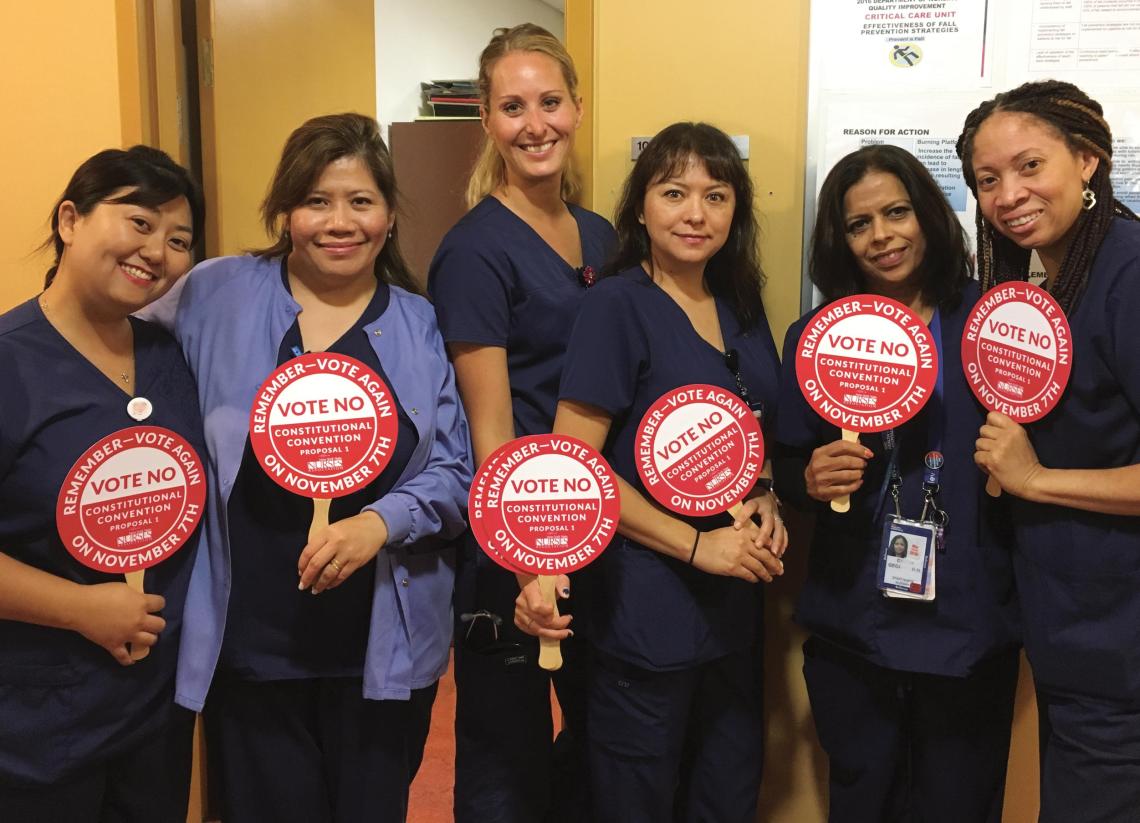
[877,517,936,601]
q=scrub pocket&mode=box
[588,651,688,762]
[0,662,83,785]
[1016,556,1140,701]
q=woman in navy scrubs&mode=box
[957,80,1140,822]
[146,114,471,822]
[428,23,615,823]
[774,144,1019,822]
[552,122,784,823]
[0,147,205,820]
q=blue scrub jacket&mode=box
[142,255,473,709]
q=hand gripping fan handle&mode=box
[537,575,563,672]
[830,429,860,513]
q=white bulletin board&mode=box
[802,0,1140,310]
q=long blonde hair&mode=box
[465,23,581,208]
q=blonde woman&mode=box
[428,23,615,823]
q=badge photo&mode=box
[877,517,936,600]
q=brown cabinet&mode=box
[389,119,486,288]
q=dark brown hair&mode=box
[606,122,767,328]
[43,145,204,287]
[956,80,1138,313]
[253,113,421,295]
[810,144,972,310]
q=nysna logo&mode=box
[117,528,154,547]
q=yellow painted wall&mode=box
[564,0,594,209]
[0,4,125,310]
[591,2,810,344]
[200,0,377,256]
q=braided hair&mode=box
[955,80,1138,314]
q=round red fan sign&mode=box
[795,294,939,433]
[468,435,620,576]
[635,384,763,516]
[961,281,1072,422]
[248,353,398,498]
[56,426,206,574]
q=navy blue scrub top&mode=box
[0,300,203,785]
[774,279,1018,678]
[559,266,781,672]
[428,196,616,437]
[221,274,418,681]
[1010,217,1140,702]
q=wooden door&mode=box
[195,0,377,257]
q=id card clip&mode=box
[920,451,948,553]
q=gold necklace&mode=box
[39,294,132,384]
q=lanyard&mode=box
[724,347,765,424]
[874,309,947,530]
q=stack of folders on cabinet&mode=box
[420,80,480,118]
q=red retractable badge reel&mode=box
[468,435,621,672]
[249,353,400,540]
[56,426,207,660]
[635,384,764,518]
[795,295,939,512]
[961,281,1072,495]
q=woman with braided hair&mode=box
[957,80,1140,820]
